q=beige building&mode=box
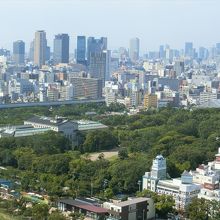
[34,30,47,67]
[69,77,102,99]
[144,93,158,109]
[47,87,59,101]
[104,197,155,220]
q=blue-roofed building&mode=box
[0,179,12,189]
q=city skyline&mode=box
[0,0,220,52]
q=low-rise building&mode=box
[103,197,155,220]
[198,188,220,202]
[24,115,78,140]
[191,147,220,201]
[76,120,108,131]
[157,171,201,211]
[57,198,108,220]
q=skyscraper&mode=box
[29,40,34,62]
[174,60,184,76]
[89,51,107,87]
[53,34,69,64]
[159,45,164,59]
[13,40,25,65]
[34,30,47,67]
[129,38,140,62]
[105,50,111,81]
[216,43,220,56]
[87,37,107,65]
[185,42,193,57]
[46,46,51,62]
[199,47,208,60]
[76,36,86,65]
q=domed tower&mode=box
[142,154,167,192]
[151,155,167,179]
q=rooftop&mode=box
[112,197,149,207]
[197,100,220,108]
[76,120,108,131]
[58,198,108,214]
[182,170,192,177]
[157,179,180,191]
[25,116,71,126]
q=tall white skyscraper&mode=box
[129,37,140,62]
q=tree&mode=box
[155,194,175,218]
[187,198,220,220]
[32,204,49,220]
[70,212,85,220]
[137,190,175,218]
[82,130,118,152]
[118,147,128,160]
[48,211,66,220]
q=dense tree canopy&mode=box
[0,105,220,218]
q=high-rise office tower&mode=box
[89,51,107,87]
[13,40,25,65]
[159,45,164,59]
[129,38,140,62]
[87,37,107,65]
[53,34,69,64]
[105,50,111,81]
[34,30,47,67]
[199,47,208,60]
[46,46,51,62]
[185,42,193,57]
[76,36,86,65]
[29,40,34,62]
[216,43,220,56]
[174,60,185,76]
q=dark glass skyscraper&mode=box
[76,36,86,65]
[89,51,107,87]
[87,37,107,65]
[13,40,25,65]
[53,34,69,64]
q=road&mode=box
[0,99,105,109]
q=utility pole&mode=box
[91,182,93,197]
[138,180,142,192]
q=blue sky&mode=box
[0,0,219,53]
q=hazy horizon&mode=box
[0,0,220,53]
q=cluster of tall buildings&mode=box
[1,32,220,108]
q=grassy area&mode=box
[89,149,119,161]
[0,209,23,220]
